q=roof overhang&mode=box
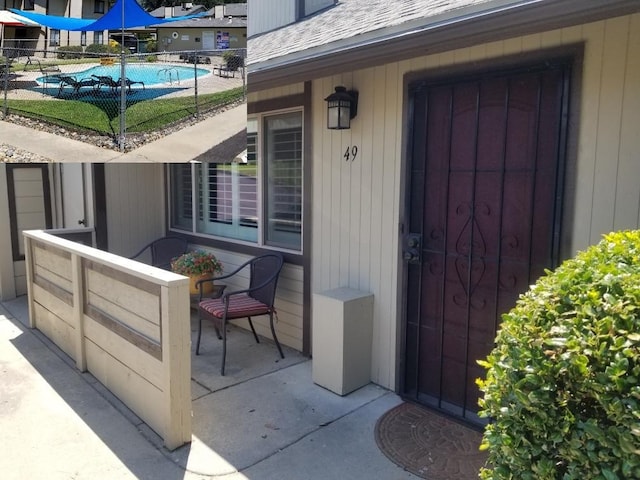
[248,0,640,91]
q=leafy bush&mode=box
[477,230,640,480]
[85,43,119,55]
[145,55,158,63]
[56,45,83,59]
[145,39,157,53]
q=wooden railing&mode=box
[23,230,191,450]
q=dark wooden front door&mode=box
[402,62,569,425]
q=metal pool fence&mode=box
[0,47,246,151]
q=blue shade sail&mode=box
[11,0,205,31]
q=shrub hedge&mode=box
[85,43,119,55]
[56,45,83,59]
[477,230,640,480]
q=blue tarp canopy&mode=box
[11,0,204,31]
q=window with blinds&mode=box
[169,110,303,253]
[264,112,302,250]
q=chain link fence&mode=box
[0,46,246,151]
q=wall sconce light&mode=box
[324,86,358,130]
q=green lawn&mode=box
[5,87,244,135]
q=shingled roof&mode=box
[248,0,640,90]
[249,0,493,64]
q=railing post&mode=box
[119,50,126,152]
[71,253,87,371]
[3,54,10,118]
[160,282,192,450]
[193,55,199,118]
[23,235,36,329]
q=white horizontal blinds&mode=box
[264,111,303,250]
[169,163,192,230]
[242,129,258,227]
[207,163,232,225]
[195,160,258,243]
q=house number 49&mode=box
[344,145,358,162]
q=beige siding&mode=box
[12,167,50,296]
[248,83,305,102]
[193,247,304,351]
[256,14,640,390]
[105,164,166,258]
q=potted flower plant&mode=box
[170,250,223,295]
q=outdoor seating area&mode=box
[129,235,188,270]
[215,54,244,78]
[91,74,146,94]
[196,253,286,376]
[56,75,100,97]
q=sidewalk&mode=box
[0,103,246,163]
[0,296,417,480]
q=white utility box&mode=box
[312,287,374,395]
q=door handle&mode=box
[403,233,422,264]
[78,219,86,225]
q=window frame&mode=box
[49,29,60,47]
[167,107,304,255]
[94,0,106,13]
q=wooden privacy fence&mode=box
[23,230,191,450]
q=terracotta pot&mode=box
[189,274,214,296]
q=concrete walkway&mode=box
[0,296,418,480]
[0,103,246,163]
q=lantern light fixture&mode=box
[324,86,358,130]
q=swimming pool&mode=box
[38,63,210,86]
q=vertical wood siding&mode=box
[104,164,166,258]
[257,13,640,390]
[249,83,305,102]
[13,167,49,296]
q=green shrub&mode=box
[56,45,83,59]
[145,55,157,63]
[145,39,157,53]
[477,230,640,480]
[85,43,119,55]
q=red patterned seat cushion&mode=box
[199,293,270,319]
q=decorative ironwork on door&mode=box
[402,61,570,425]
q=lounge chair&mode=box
[56,75,99,97]
[26,57,61,74]
[92,74,145,94]
[121,77,145,92]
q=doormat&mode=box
[374,402,488,479]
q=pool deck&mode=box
[4,59,244,101]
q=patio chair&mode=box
[26,57,61,74]
[214,54,243,78]
[121,77,145,92]
[56,75,100,97]
[129,236,188,270]
[92,75,119,94]
[195,253,285,376]
[92,74,145,94]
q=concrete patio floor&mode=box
[0,295,418,480]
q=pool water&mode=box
[38,63,210,86]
